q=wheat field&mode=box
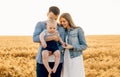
[0,35,120,77]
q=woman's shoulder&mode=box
[75,26,84,33]
[75,26,83,30]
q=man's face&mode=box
[47,12,59,20]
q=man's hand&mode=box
[52,36,60,41]
[46,35,60,41]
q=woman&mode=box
[59,13,88,77]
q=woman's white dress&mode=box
[61,49,86,77]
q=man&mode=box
[33,6,65,77]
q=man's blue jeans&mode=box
[36,62,63,77]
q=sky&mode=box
[0,0,120,35]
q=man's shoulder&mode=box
[43,29,47,33]
[35,20,47,29]
[36,20,46,26]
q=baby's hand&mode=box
[41,42,47,48]
[43,43,47,48]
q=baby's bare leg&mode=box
[52,50,60,73]
[42,50,52,74]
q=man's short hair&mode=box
[49,6,60,15]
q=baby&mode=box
[40,19,65,74]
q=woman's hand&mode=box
[62,43,73,49]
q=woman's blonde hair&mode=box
[59,13,79,29]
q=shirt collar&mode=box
[67,28,74,31]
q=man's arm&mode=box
[33,22,45,43]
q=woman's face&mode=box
[59,17,69,29]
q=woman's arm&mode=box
[63,28,87,51]
[72,28,88,51]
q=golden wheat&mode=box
[84,35,120,77]
[0,35,120,77]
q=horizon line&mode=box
[0,34,120,36]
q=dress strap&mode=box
[65,35,68,44]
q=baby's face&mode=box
[47,24,57,33]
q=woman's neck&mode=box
[66,25,70,30]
